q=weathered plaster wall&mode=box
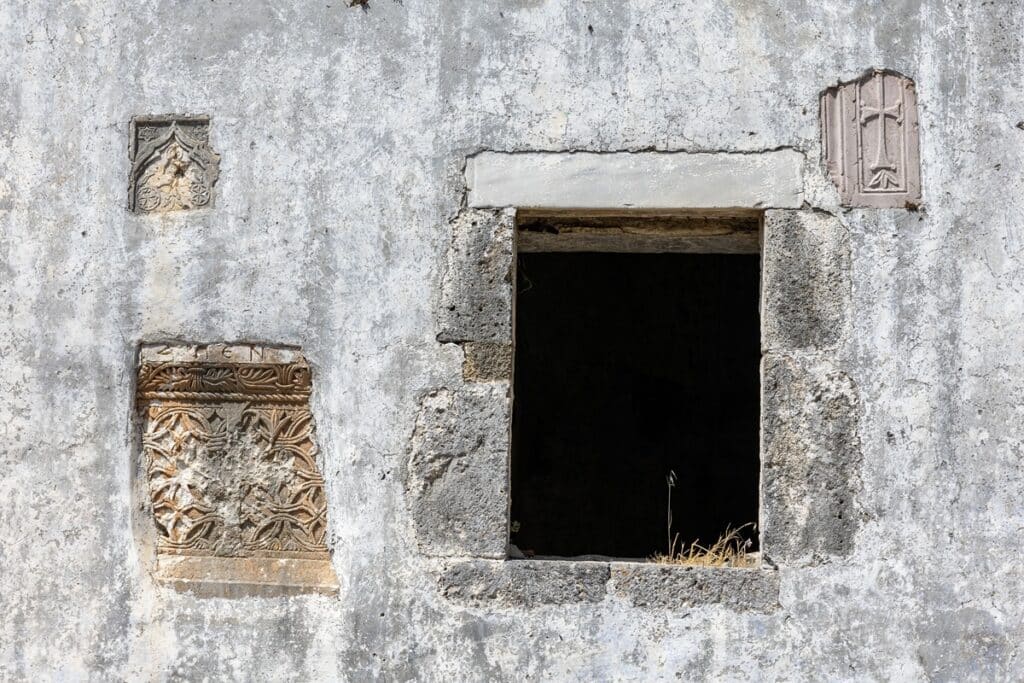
[1,1,1023,680]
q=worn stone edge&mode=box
[155,555,339,598]
[609,562,781,611]
[438,559,779,611]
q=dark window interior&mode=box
[510,252,761,559]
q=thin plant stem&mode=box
[665,470,677,556]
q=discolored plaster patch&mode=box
[461,342,512,382]
[915,607,1012,682]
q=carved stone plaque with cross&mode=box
[821,70,922,208]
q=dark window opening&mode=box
[510,251,760,560]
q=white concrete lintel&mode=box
[466,150,804,210]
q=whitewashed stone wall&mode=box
[1,1,1023,680]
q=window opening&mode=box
[510,225,761,563]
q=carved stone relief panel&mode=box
[129,116,220,214]
[136,343,337,594]
[821,70,921,208]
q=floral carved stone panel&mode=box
[129,116,220,214]
[821,70,922,208]
[136,344,337,594]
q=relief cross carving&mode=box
[859,75,904,189]
[821,69,921,208]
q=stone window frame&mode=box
[408,151,860,610]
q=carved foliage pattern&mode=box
[138,362,312,400]
[139,361,329,559]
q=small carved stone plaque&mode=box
[136,344,337,594]
[821,70,921,208]
[129,116,220,214]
